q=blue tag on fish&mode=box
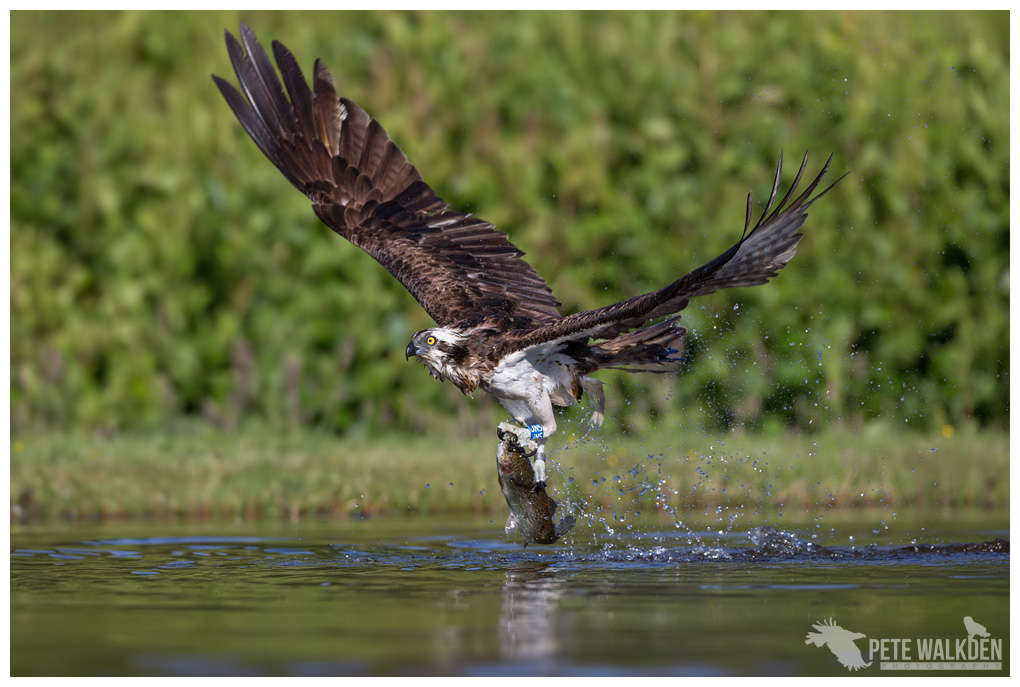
[528,424,545,439]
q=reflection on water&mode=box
[10,518,1010,676]
[500,563,567,665]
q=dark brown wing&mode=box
[495,152,844,357]
[212,24,561,328]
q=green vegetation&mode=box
[10,424,1008,523]
[10,11,1009,438]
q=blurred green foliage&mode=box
[10,11,1009,437]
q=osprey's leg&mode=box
[581,376,605,429]
[526,395,557,488]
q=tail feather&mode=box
[591,318,685,373]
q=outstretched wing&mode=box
[496,152,844,357]
[213,24,562,328]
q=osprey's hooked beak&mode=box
[405,342,418,360]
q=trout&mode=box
[496,427,575,546]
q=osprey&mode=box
[214,25,842,485]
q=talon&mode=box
[533,456,547,485]
[497,421,527,446]
[532,481,547,493]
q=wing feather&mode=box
[214,24,560,327]
[496,153,845,357]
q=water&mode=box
[10,516,1009,676]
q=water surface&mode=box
[11,515,1009,676]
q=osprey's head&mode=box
[405,327,468,381]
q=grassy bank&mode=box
[10,423,1007,524]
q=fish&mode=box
[496,427,576,546]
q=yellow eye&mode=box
[426,336,436,346]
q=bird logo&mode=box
[805,618,872,671]
[963,616,990,638]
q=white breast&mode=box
[485,347,580,406]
